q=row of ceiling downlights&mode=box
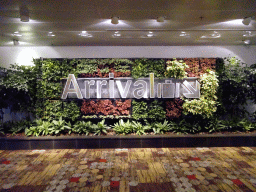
[12,30,254,38]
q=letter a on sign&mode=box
[61,74,83,99]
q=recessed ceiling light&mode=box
[243,39,250,44]
[13,31,22,36]
[179,31,190,37]
[79,31,92,37]
[200,31,220,39]
[113,31,121,37]
[243,31,253,37]
[48,32,55,37]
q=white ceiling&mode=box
[0,0,256,46]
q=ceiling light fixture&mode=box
[13,31,22,37]
[201,31,220,39]
[243,39,250,44]
[113,31,121,37]
[20,4,29,22]
[179,31,190,37]
[243,31,252,37]
[147,31,154,37]
[157,16,165,22]
[48,32,55,37]
[242,17,255,25]
[79,31,92,37]
[13,39,19,45]
[111,17,119,24]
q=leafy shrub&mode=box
[152,120,171,134]
[43,100,80,122]
[132,59,165,78]
[148,100,165,120]
[73,121,93,135]
[166,99,183,119]
[81,99,131,117]
[25,119,52,137]
[165,59,189,79]
[217,57,252,119]
[183,71,219,118]
[0,64,39,112]
[131,121,151,135]
[8,120,31,135]
[204,118,226,133]
[50,117,72,135]
[132,100,148,120]
[91,119,110,135]
[112,119,133,135]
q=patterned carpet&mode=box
[0,147,256,192]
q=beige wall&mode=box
[0,46,255,68]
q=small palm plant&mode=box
[152,120,171,134]
[50,117,72,135]
[92,119,110,135]
[112,119,133,135]
[73,121,93,135]
[131,121,150,135]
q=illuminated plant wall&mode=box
[33,58,217,123]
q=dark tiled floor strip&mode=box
[0,135,255,150]
[0,147,256,191]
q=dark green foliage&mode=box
[112,119,133,135]
[132,59,165,78]
[91,119,110,135]
[131,121,151,135]
[132,100,148,120]
[0,63,39,112]
[148,100,166,120]
[51,117,72,135]
[42,100,80,122]
[25,119,51,137]
[204,118,226,133]
[25,117,72,136]
[152,120,171,134]
[216,57,252,119]
[8,120,31,135]
[73,121,93,135]
[132,100,165,121]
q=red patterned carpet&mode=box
[0,147,256,192]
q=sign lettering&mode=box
[61,73,200,99]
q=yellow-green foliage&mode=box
[165,59,189,79]
[182,71,219,118]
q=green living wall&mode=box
[0,57,256,136]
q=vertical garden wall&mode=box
[0,57,256,136]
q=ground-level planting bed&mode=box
[1,130,256,150]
